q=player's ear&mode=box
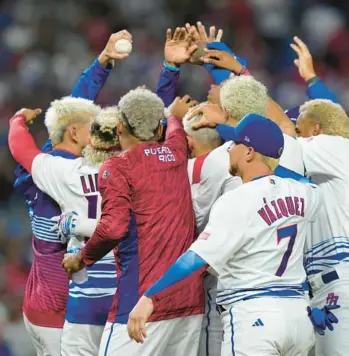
[245,146,255,163]
[117,120,124,136]
[313,123,322,136]
[186,135,194,151]
[67,124,78,143]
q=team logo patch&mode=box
[102,170,110,179]
[278,147,284,156]
[269,178,276,185]
[244,136,250,142]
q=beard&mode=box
[229,164,239,176]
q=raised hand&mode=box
[169,95,199,119]
[184,22,223,65]
[200,49,244,73]
[14,108,42,124]
[187,103,229,129]
[290,36,317,82]
[164,28,197,66]
[99,30,133,66]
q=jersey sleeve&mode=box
[297,136,343,178]
[189,192,247,275]
[31,153,70,203]
[81,160,132,265]
[164,115,187,161]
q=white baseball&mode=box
[114,39,132,54]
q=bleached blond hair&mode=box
[118,88,164,140]
[183,102,221,142]
[300,99,349,138]
[220,76,268,121]
[45,96,101,145]
[83,106,121,166]
[260,154,280,171]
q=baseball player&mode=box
[183,102,242,356]
[127,113,323,356]
[8,103,121,356]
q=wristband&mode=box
[307,76,319,87]
[163,60,180,72]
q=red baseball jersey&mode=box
[82,116,204,323]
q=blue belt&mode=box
[322,270,339,284]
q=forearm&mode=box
[81,228,118,266]
[306,77,338,103]
[165,115,184,140]
[8,115,41,173]
[75,217,98,238]
[144,250,207,298]
[156,65,180,107]
[71,58,112,101]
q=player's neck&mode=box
[241,165,274,183]
[54,142,82,157]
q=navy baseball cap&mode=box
[216,113,284,158]
[284,106,300,124]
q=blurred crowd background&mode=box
[0,0,348,354]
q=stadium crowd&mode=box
[1,0,349,355]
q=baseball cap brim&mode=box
[216,124,240,143]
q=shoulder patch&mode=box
[102,170,110,179]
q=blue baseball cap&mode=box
[216,113,284,158]
[284,106,300,124]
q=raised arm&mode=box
[71,30,132,100]
[290,36,338,103]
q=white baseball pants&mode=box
[220,297,315,356]
[61,320,104,356]
[309,264,349,356]
[23,314,62,356]
[198,274,222,356]
[99,314,203,356]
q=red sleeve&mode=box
[8,114,41,173]
[164,115,188,154]
[81,160,132,266]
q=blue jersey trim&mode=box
[114,212,139,324]
[229,308,235,356]
[104,322,114,356]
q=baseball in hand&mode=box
[114,39,132,54]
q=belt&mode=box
[309,269,340,294]
[321,270,339,284]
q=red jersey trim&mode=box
[192,153,210,184]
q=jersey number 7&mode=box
[275,224,298,277]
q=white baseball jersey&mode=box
[31,153,116,325]
[280,133,304,174]
[190,175,321,307]
[298,134,349,276]
[187,142,242,233]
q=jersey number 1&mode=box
[275,224,298,277]
[86,194,98,219]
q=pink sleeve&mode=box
[81,161,132,265]
[8,114,41,173]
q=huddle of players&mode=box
[7,22,349,356]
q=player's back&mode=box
[214,176,321,306]
[187,142,242,234]
[105,126,203,323]
[297,135,349,275]
[31,154,116,325]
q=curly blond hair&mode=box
[300,99,349,138]
[45,96,101,145]
[83,106,121,166]
[183,102,221,142]
[220,76,268,121]
[118,88,164,140]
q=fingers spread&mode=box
[208,26,216,42]
[166,28,172,42]
[216,29,223,42]
[173,27,181,41]
[197,21,207,41]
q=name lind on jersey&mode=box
[143,146,175,162]
[258,196,305,226]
